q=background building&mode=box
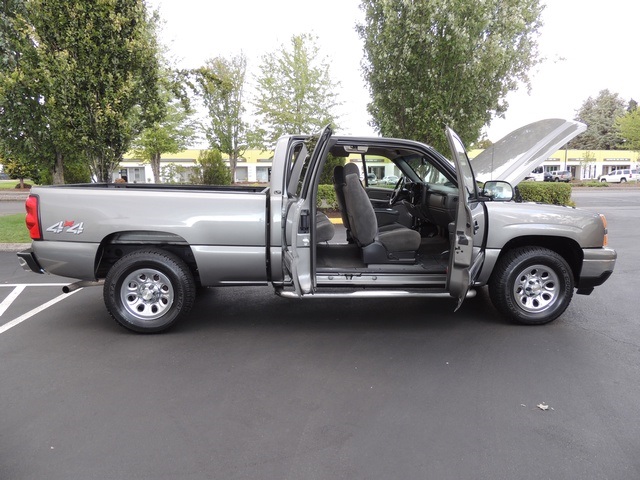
[119,148,639,184]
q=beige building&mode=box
[119,147,639,184]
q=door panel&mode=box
[282,125,332,294]
[445,127,485,310]
[365,186,394,208]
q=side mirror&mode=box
[482,180,513,201]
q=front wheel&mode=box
[489,247,574,325]
[104,249,195,333]
[620,178,627,183]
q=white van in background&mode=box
[524,166,545,182]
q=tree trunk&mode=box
[151,152,161,183]
[52,152,65,185]
[229,157,237,184]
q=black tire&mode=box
[489,247,574,325]
[620,178,627,183]
[104,249,195,333]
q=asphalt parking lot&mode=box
[1,189,639,479]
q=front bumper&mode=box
[577,247,617,294]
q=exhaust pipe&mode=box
[62,280,104,294]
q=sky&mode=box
[147,0,639,146]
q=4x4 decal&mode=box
[46,220,84,235]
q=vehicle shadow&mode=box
[175,285,509,335]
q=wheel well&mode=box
[95,231,200,285]
[493,236,583,283]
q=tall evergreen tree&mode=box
[570,90,627,150]
[358,0,543,152]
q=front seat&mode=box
[334,164,402,243]
[333,164,353,241]
[342,165,421,264]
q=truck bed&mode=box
[55,182,269,194]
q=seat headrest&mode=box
[343,162,359,178]
[333,165,344,184]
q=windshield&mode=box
[404,154,456,188]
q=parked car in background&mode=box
[543,171,553,182]
[381,175,399,185]
[524,167,545,182]
[599,168,639,183]
[549,170,572,182]
[367,173,378,185]
[0,172,9,180]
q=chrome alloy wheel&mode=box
[120,268,174,320]
[513,264,560,313]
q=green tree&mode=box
[616,108,640,151]
[0,0,163,184]
[193,54,248,182]
[192,149,232,186]
[252,34,341,149]
[3,157,38,188]
[132,69,196,183]
[357,0,543,152]
[569,90,627,150]
[0,0,63,184]
[160,163,188,184]
[319,154,346,185]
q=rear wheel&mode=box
[104,249,195,333]
[489,247,574,325]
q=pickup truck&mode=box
[18,119,617,333]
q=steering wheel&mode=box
[389,176,406,206]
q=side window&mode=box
[448,134,477,200]
[286,142,307,197]
[285,132,329,198]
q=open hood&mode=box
[472,119,586,185]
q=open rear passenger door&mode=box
[282,126,332,295]
[445,127,486,310]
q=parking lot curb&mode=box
[0,243,30,252]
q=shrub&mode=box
[574,180,609,188]
[317,184,338,209]
[516,182,572,206]
[192,149,232,185]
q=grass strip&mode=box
[0,214,30,243]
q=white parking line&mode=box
[0,285,26,317]
[0,289,82,335]
[0,283,68,318]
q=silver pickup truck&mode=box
[18,119,616,333]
